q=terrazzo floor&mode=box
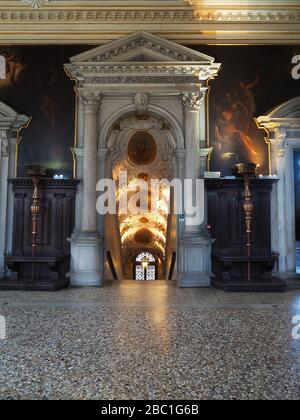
[0,281,300,400]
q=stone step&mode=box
[285,279,300,290]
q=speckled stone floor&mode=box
[0,281,300,400]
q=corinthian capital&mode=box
[182,92,205,112]
[79,91,101,113]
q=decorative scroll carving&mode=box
[119,115,163,131]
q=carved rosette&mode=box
[21,0,49,8]
[182,92,205,112]
[80,92,101,114]
[119,115,163,131]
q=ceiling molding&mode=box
[0,1,299,45]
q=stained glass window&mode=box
[146,266,156,281]
[135,266,145,281]
[135,252,156,281]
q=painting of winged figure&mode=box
[211,72,267,175]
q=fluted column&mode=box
[268,127,292,274]
[175,148,185,235]
[182,92,205,233]
[68,90,103,287]
[183,92,203,180]
[97,148,108,238]
[0,130,9,277]
[175,148,185,181]
[80,91,100,233]
[178,92,212,287]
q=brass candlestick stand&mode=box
[27,165,46,281]
[235,163,257,282]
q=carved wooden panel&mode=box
[206,179,274,257]
[10,178,79,258]
[206,179,284,290]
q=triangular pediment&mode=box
[267,97,300,119]
[0,101,29,131]
[70,31,215,64]
[0,102,17,119]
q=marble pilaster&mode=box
[68,91,103,287]
[178,92,212,287]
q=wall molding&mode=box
[0,1,298,44]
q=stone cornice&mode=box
[0,1,299,44]
[66,63,220,78]
[257,97,300,131]
[1,7,300,23]
[257,119,300,131]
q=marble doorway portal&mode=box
[65,31,220,287]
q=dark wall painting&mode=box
[197,45,300,175]
[0,46,86,177]
[0,45,299,178]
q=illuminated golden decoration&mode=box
[142,258,149,269]
[139,217,149,224]
[134,229,154,246]
[114,151,171,256]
